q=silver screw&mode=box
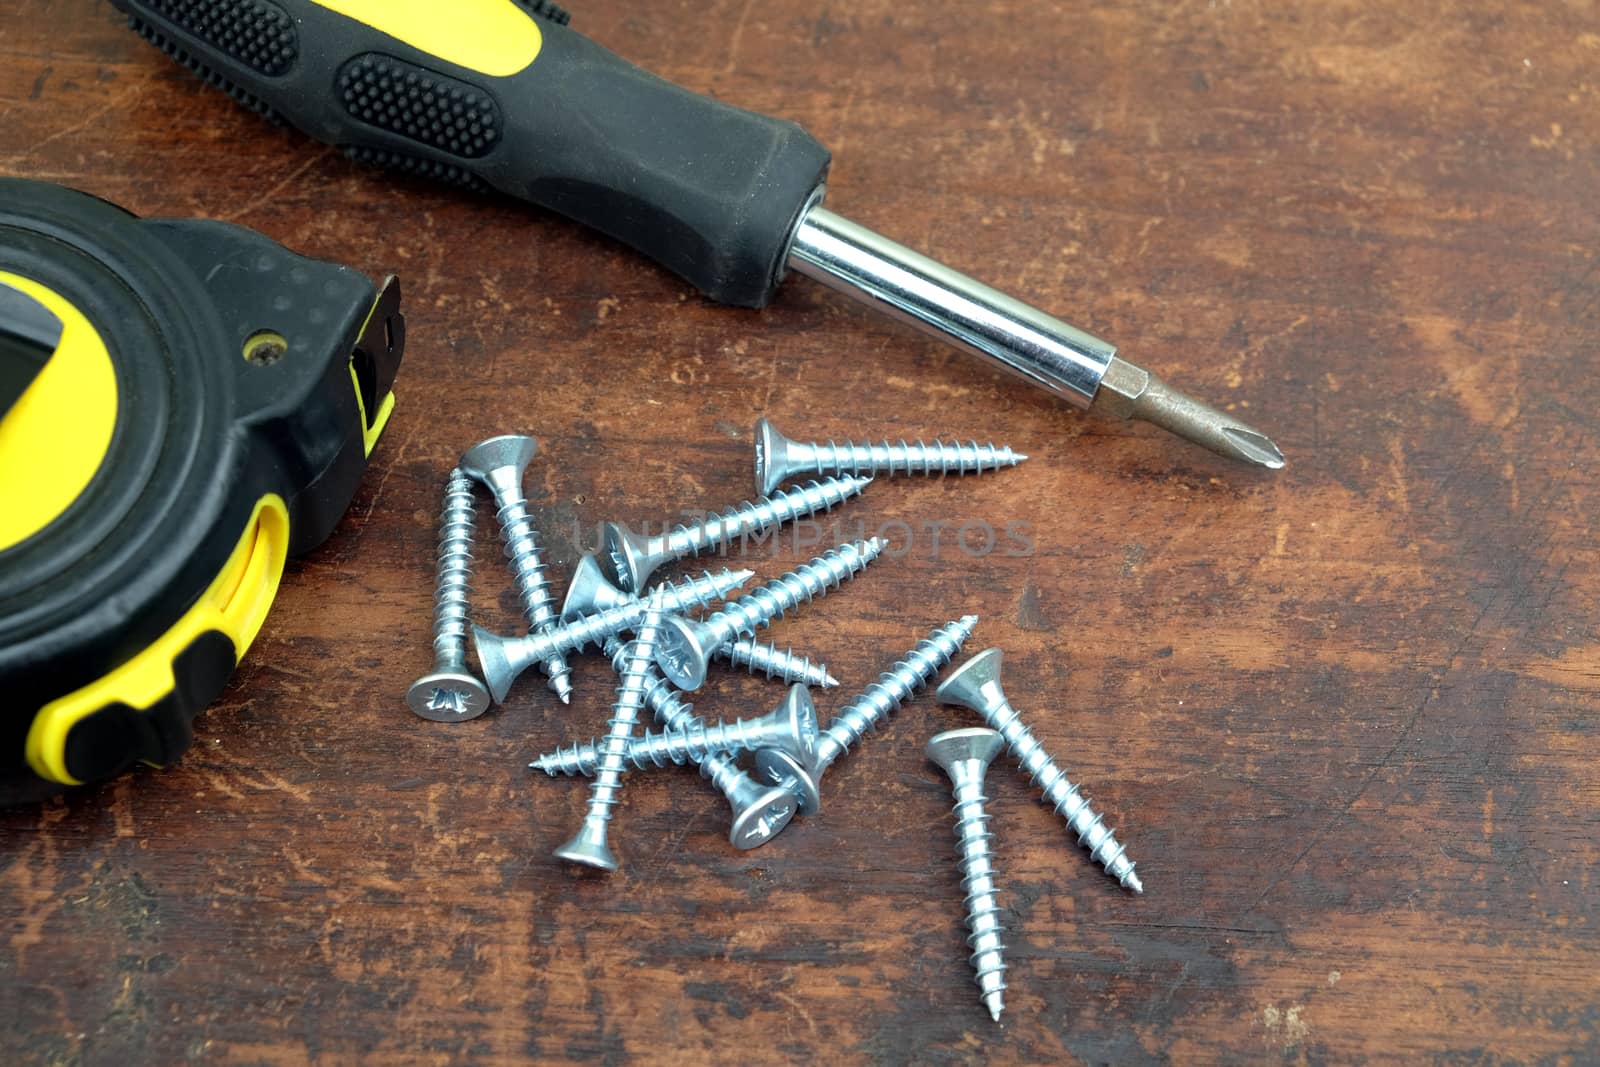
[601,638,800,850]
[654,538,886,690]
[559,553,752,619]
[406,469,492,722]
[562,554,833,687]
[553,596,667,871]
[458,434,574,705]
[754,417,1027,496]
[599,475,871,591]
[719,638,839,689]
[936,648,1143,894]
[473,567,751,704]
[753,615,978,814]
[926,727,1009,1023]
[529,684,818,774]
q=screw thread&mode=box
[702,754,751,796]
[815,615,979,772]
[517,568,746,668]
[792,438,1024,479]
[718,639,837,689]
[572,606,665,838]
[493,494,573,701]
[649,569,751,616]
[661,476,870,559]
[986,697,1141,892]
[601,639,749,800]
[705,538,884,647]
[635,717,779,764]
[529,739,593,777]
[950,775,1008,1020]
[531,715,784,776]
[494,497,557,629]
[431,469,476,667]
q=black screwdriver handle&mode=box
[111,0,831,308]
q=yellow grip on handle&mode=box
[309,0,543,77]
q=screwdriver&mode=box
[111,0,1283,468]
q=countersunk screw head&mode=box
[459,433,538,491]
[925,727,1006,775]
[729,783,799,849]
[754,416,795,497]
[933,647,1006,712]
[776,684,821,763]
[562,553,632,619]
[405,671,491,722]
[747,689,824,805]
[552,821,618,872]
[472,623,526,705]
[754,747,822,815]
[654,614,717,690]
[599,521,652,592]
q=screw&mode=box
[553,596,667,871]
[926,727,1009,1023]
[754,417,1027,496]
[474,567,751,704]
[719,638,839,689]
[601,638,800,849]
[564,554,836,688]
[936,648,1143,894]
[599,475,871,591]
[406,468,492,722]
[814,615,979,774]
[529,684,819,774]
[459,434,574,704]
[752,615,978,814]
[559,552,751,619]
[655,538,886,690]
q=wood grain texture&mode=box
[3,0,1597,1063]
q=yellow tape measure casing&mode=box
[0,179,404,799]
[0,272,118,552]
[24,495,288,785]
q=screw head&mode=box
[924,727,1005,776]
[728,783,798,849]
[754,747,822,815]
[599,521,653,592]
[934,647,1007,713]
[459,434,538,489]
[654,616,714,691]
[405,671,491,722]
[471,624,525,705]
[562,553,629,620]
[753,416,793,497]
[553,825,618,871]
[776,684,821,763]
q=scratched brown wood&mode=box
[3,0,1598,1063]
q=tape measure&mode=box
[0,179,404,803]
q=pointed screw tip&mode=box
[985,993,1005,1022]
[1125,870,1145,894]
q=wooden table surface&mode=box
[4,1,1598,1063]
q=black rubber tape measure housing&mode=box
[0,179,403,803]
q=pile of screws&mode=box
[407,420,1141,1021]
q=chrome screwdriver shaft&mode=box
[786,204,1284,469]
